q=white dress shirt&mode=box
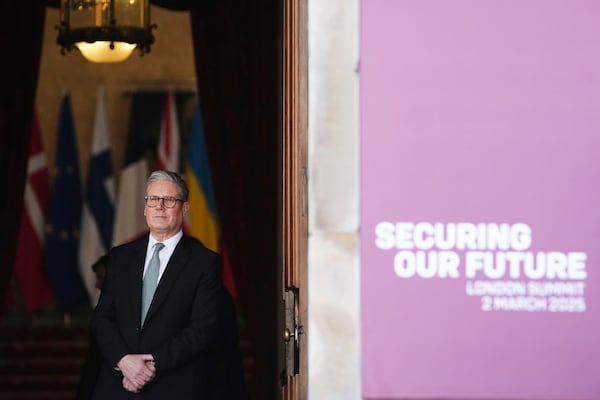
[143,231,183,282]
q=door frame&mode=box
[281,0,308,399]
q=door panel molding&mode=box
[281,0,308,398]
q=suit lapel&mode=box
[145,236,191,324]
[129,235,149,326]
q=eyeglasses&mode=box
[144,195,183,208]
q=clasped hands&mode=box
[117,354,156,393]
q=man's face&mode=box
[144,180,189,239]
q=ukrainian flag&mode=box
[184,106,219,252]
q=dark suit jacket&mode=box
[91,234,225,400]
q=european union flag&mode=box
[44,92,88,311]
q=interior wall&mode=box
[37,6,196,181]
[308,0,361,399]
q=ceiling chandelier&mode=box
[57,0,156,63]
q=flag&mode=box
[44,92,88,311]
[156,90,193,234]
[219,239,237,300]
[157,90,181,172]
[79,87,115,305]
[13,110,55,312]
[112,93,150,246]
[184,106,237,299]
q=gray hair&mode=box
[146,170,189,201]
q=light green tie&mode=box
[141,242,164,325]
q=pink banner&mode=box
[360,1,600,399]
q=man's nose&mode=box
[156,198,166,209]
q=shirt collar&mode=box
[148,230,183,253]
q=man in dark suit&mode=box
[91,170,228,399]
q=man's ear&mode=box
[183,202,190,216]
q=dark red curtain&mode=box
[0,2,48,312]
[190,3,279,399]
